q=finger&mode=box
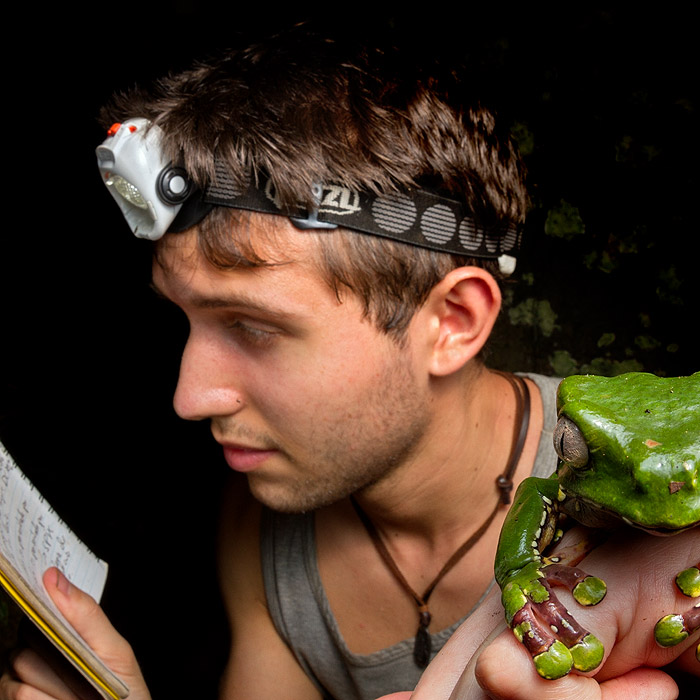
[42,569,131,665]
[10,649,76,700]
[599,668,678,700]
[41,568,150,698]
[1,675,58,700]
[474,631,602,700]
[475,633,680,700]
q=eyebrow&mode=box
[149,280,297,321]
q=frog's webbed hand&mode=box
[496,477,606,680]
[501,559,606,679]
[654,563,700,662]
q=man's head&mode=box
[101,26,525,510]
[101,24,527,340]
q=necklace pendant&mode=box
[413,611,432,668]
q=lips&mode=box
[221,444,277,472]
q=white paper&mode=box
[0,441,108,613]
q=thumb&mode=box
[474,631,678,700]
[43,567,152,699]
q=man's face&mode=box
[152,222,432,512]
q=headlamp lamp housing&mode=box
[96,118,191,240]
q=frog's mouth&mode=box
[559,491,697,536]
[634,522,696,536]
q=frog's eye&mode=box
[553,416,589,469]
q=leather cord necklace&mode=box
[350,372,531,668]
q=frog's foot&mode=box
[654,564,700,656]
[502,561,606,680]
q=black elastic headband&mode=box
[171,161,521,265]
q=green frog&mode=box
[495,371,699,680]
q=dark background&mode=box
[1,5,698,698]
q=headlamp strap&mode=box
[185,164,521,261]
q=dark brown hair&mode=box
[107,25,526,338]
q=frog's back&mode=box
[558,372,700,440]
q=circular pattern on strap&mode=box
[421,204,457,245]
[372,194,417,234]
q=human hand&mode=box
[406,527,699,700]
[0,568,152,700]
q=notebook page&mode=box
[0,441,108,615]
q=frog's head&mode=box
[553,372,699,534]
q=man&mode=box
[1,25,697,700]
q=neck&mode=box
[352,367,531,544]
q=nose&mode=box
[173,328,244,421]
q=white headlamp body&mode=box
[96,118,189,240]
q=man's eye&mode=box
[227,320,279,346]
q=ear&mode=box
[422,266,502,377]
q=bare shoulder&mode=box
[216,475,322,699]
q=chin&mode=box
[247,474,355,514]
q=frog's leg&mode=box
[496,476,606,680]
[654,563,700,662]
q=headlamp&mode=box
[96,119,520,273]
[96,118,194,240]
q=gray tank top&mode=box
[260,373,561,700]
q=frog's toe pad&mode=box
[533,640,573,680]
[655,605,700,649]
[655,614,689,647]
[570,632,604,672]
[675,565,700,598]
[572,576,607,606]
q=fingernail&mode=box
[54,568,72,595]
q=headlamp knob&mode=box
[157,166,192,204]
